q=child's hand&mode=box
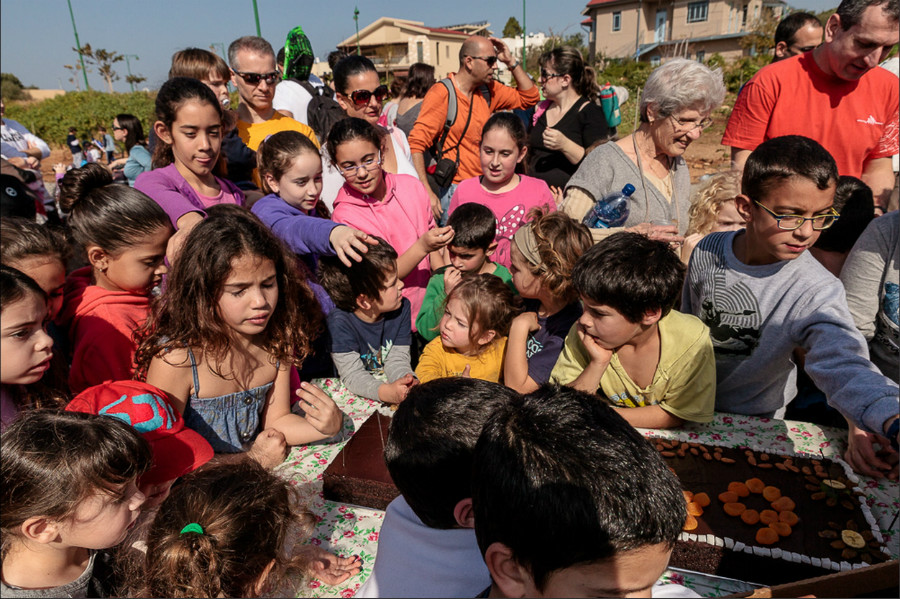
[330,225,377,267]
[461,364,471,378]
[443,266,463,294]
[681,233,704,265]
[296,382,344,437]
[419,225,454,253]
[844,420,899,480]
[576,324,614,365]
[378,374,417,404]
[52,162,68,175]
[298,546,362,586]
[549,185,564,206]
[511,311,540,335]
[247,428,288,469]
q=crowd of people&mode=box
[0,0,898,596]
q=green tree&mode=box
[502,17,523,38]
[126,74,147,89]
[740,10,779,54]
[1,73,29,101]
[75,44,125,93]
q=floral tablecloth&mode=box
[275,380,900,598]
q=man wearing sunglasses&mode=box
[409,35,539,223]
[228,36,319,187]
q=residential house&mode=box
[582,0,786,64]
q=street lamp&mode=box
[124,54,139,93]
[354,6,361,56]
[66,0,90,90]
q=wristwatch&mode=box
[508,59,520,70]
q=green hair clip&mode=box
[180,522,204,536]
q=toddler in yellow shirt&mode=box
[416,274,522,383]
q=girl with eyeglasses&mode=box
[328,118,454,332]
[319,55,419,211]
[108,114,151,187]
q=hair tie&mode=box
[513,225,542,267]
[180,523,204,536]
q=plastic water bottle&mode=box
[582,184,635,228]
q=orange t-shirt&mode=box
[408,74,540,183]
[722,53,899,178]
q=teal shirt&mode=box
[415,264,516,341]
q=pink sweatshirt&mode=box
[331,173,435,330]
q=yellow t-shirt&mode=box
[415,336,507,384]
[550,310,716,423]
[236,113,319,187]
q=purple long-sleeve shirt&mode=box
[134,163,245,229]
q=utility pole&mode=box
[124,55,139,92]
[252,0,261,37]
[66,0,90,90]
[522,0,526,67]
[635,0,643,59]
[354,7,361,55]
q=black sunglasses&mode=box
[467,55,498,67]
[232,69,279,85]
[349,85,389,106]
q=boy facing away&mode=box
[472,385,693,598]
[319,238,417,404]
[551,233,716,428]
[416,203,515,341]
[356,378,519,598]
[682,135,899,476]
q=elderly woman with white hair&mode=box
[562,58,726,240]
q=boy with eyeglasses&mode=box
[683,135,899,477]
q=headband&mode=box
[180,522,204,536]
[513,225,542,267]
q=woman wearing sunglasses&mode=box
[318,55,419,211]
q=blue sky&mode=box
[2,0,838,92]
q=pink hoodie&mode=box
[331,173,434,331]
[58,267,151,393]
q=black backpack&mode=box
[293,79,345,143]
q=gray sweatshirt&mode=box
[840,211,899,384]
[682,231,899,435]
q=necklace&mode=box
[632,133,680,227]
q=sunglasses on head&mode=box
[349,85,389,106]
[232,69,279,85]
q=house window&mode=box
[612,12,621,31]
[651,56,661,67]
[417,41,424,63]
[687,1,709,23]
[696,50,706,63]
[742,5,748,27]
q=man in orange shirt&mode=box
[408,35,539,224]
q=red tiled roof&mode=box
[581,17,592,25]
[424,26,470,37]
[585,0,627,6]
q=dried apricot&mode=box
[687,501,704,517]
[683,514,698,531]
[760,509,779,524]
[779,511,799,526]
[769,521,793,537]
[762,486,782,502]
[745,478,765,494]
[756,527,779,545]
[718,491,739,504]
[728,482,750,497]
[771,496,796,512]
[682,490,694,502]
[741,509,761,525]
[723,502,747,517]
[693,492,711,507]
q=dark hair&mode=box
[2,410,152,558]
[169,47,230,82]
[539,46,600,99]
[521,209,593,304]
[256,129,328,206]
[472,385,685,590]
[152,77,224,169]
[402,63,436,99]
[325,117,385,164]
[572,232,685,323]
[774,12,822,45]
[0,217,70,271]
[836,0,899,30]
[57,163,172,256]
[389,76,406,99]
[385,378,520,529]
[742,135,838,205]
[0,263,46,312]
[327,50,348,71]
[480,112,527,151]
[135,206,321,377]
[140,461,314,598]
[333,55,377,96]
[446,274,523,350]
[114,113,146,153]
[318,237,397,312]
[447,203,497,250]
[814,176,874,253]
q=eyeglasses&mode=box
[467,55,498,67]
[112,126,125,131]
[669,115,714,132]
[752,200,840,231]
[349,85,389,106]
[338,152,382,178]
[231,69,279,86]
[540,69,564,81]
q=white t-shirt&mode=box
[273,80,313,125]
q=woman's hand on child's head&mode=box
[419,225,454,252]
[443,266,463,294]
[844,420,899,481]
[576,323,615,365]
[296,382,344,437]
[627,222,685,247]
[511,311,540,335]
[247,428,288,469]
[330,226,377,267]
[299,546,362,586]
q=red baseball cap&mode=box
[66,380,213,485]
